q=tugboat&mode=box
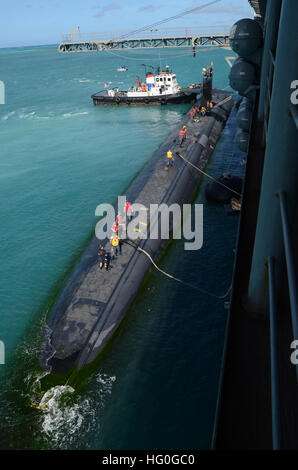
[91,66,201,106]
[117,65,128,72]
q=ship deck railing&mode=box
[61,26,229,43]
[267,189,298,449]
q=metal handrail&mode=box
[267,190,298,448]
[267,256,282,449]
[277,190,298,380]
[61,26,229,43]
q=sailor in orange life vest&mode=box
[116,212,126,238]
[124,201,133,221]
[111,220,119,235]
[179,126,187,147]
[190,105,199,121]
[116,213,123,224]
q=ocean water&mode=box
[0,45,241,449]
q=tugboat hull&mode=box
[91,90,197,106]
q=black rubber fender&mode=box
[205,174,243,204]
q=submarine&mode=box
[40,67,234,374]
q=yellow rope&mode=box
[125,241,232,299]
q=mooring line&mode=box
[124,239,232,300]
[176,151,241,197]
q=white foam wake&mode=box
[19,111,36,119]
[1,111,16,121]
[37,373,116,448]
[62,111,89,118]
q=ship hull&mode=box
[91,90,197,106]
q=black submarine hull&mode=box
[40,90,233,374]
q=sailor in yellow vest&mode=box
[165,149,174,170]
[110,234,120,258]
[206,100,213,114]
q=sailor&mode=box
[179,129,184,146]
[116,213,123,225]
[193,106,200,122]
[206,101,213,114]
[111,235,120,258]
[179,127,186,147]
[98,245,106,269]
[124,201,133,221]
[111,220,119,234]
[190,106,198,121]
[116,213,125,238]
[104,250,111,271]
[165,149,174,169]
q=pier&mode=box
[58,26,229,53]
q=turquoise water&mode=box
[0,45,240,449]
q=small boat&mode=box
[92,66,201,106]
[117,66,128,72]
